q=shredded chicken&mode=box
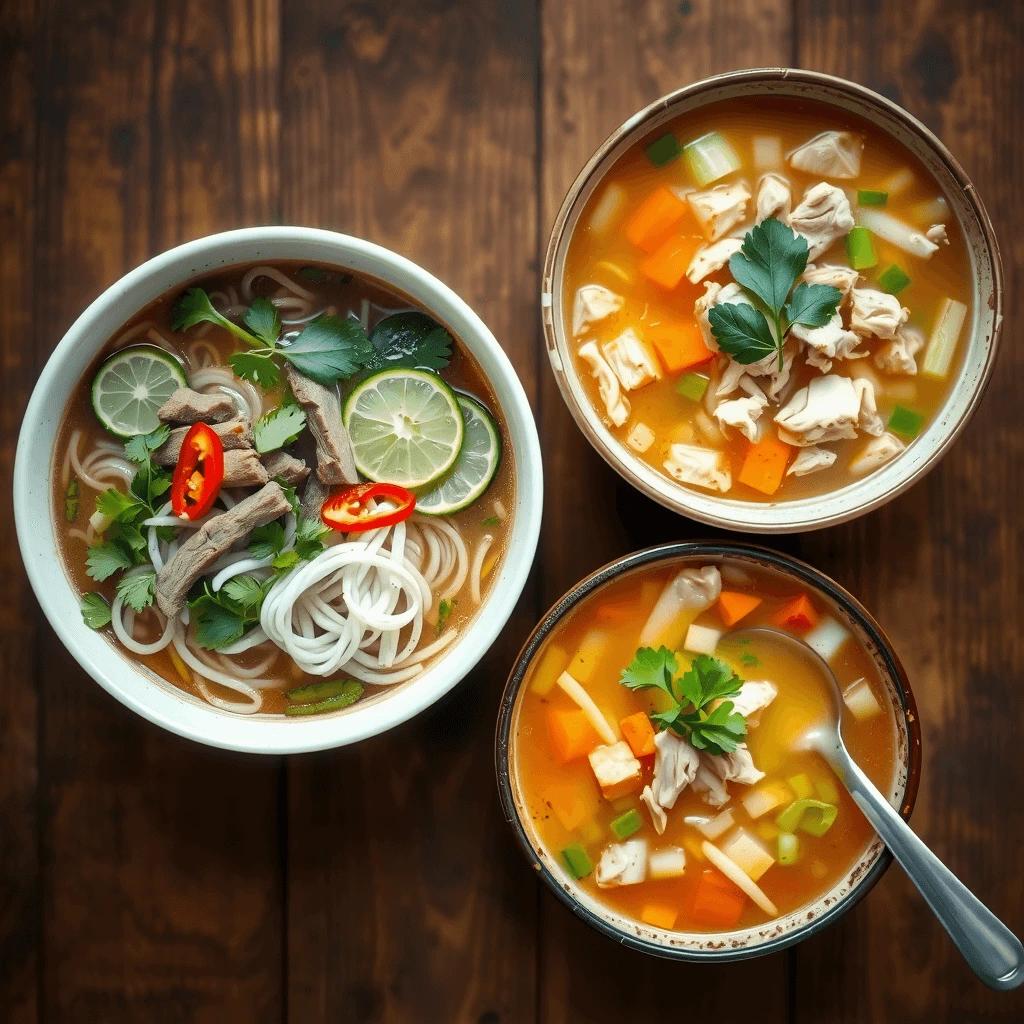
[801,262,860,305]
[641,731,701,835]
[849,431,906,475]
[595,840,648,888]
[601,327,660,391]
[854,377,884,436]
[775,374,876,446]
[702,745,765,787]
[664,443,732,493]
[850,287,909,341]
[926,223,949,246]
[728,680,778,727]
[874,323,926,375]
[789,183,855,260]
[692,763,730,808]
[640,566,721,646]
[791,312,864,373]
[687,182,751,241]
[744,342,795,402]
[755,172,792,224]
[787,446,837,477]
[578,341,630,426]
[693,280,723,350]
[687,237,742,284]
[713,384,768,443]
[572,284,624,337]
[788,131,864,179]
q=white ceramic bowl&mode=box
[15,227,543,754]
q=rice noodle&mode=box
[241,265,315,303]
[219,627,273,656]
[171,629,275,711]
[189,366,262,422]
[110,578,177,656]
[470,534,494,605]
[493,498,507,521]
[186,338,222,368]
[214,648,279,680]
[111,320,158,350]
[192,672,262,715]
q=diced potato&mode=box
[805,616,849,662]
[588,741,642,798]
[720,827,776,882]
[843,677,884,721]
[530,643,569,695]
[686,808,734,840]
[567,629,609,684]
[556,671,618,745]
[626,422,656,454]
[589,183,626,233]
[741,782,791,820]
[683,622,722,655]
[648,845,687,880]
[752,135,783,172]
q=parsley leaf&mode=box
[365,311,453,373]
[244,297,282,347]
[249,522,286,559]
[784,281,844,330]
[80,593,112,629]
[281,315,374,386]
[708,303,777,365]
[729,216,808,316]
[273,550,300,572]
[294,516,327,561]
[682,654,744,706]
[172,288,259,348]
[124,424,170,464]
[740,652,760,668]
[222,574,265,609]
[96,487,146,523]
[188,578,271,650]
[619,646,678,697]
[115,569,156,612]
[437,598,456,635]
[229,350,280,389]
[86,541,134,581]
[254,403,307,454]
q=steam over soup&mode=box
[563,97,971,501]
[56,262,514,717]
[511,559,898,933]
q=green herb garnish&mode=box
[187,576,273,650]
[123,424,170,464]
[248,521,286,560]
[80,593,112,629]
[115,569,157,612]
[363,311,453,374]
[436,598,455,635]
[254,403,307,454]
[64,478,80,522]
[294,516,328,561]
[480,515,500,527]
[740,652,760,668]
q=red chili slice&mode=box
[321,482,416,533]
[170,422,225,520]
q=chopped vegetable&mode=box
[561,844,593,880]
[691,869,747,929]
[683,623,722,655]
[720,828,776,881]
[254,403,307,454]
[877,263,912,295]
[843,677,883,721]
[778,833,800,865]
[845,226,878,270]
[686,808,735,841]
[857,189,888,207]
[626,422,656,454]
[115,568,156,612]
[702,841,779,916]
[640,234,704,290]
[646,321,714,374]
[738,435,791,496]
[170,422,224,520]
[645,131,681,167]
[888,405,925,439]
[542,782,596,831]
[771,594,819,632]
[741,782,791,820]
[684,131,741,187]
[80,592,112,629]
[676,370,710,402]
[640,904,678,929]
[776,799,838,837]
[530,643,568,695]
[816,776,840,804]
[912,196,950,225]
[610,808,643,840]
[855,206,939,259]
[286,678,363,704]
[623,185,690,253]
[567,629,609,684]
[922,298,967,379]
[787,773,813,800]
[648,846,687,879]
[804,616,849,661]
[321,481,416,533]
[752,135,783,172]
[284,689,365,716]
[64,478,80,522]
[556,671,618,745]
[547,707,602,763]
[588,740,643,799]
[619,711,656,757]
[589,184,626,234]
[882,168,914,195]
[717,591,762,627]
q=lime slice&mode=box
[416,395,501,515]
[343,368,465,489]
[91,345,187,438]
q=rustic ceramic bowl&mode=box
[542,68,1002,533]
[495,542,922,960]
[15,227,543,754]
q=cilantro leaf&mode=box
[365,311,453,373]
[708,303,777,364]
[229,350,280,389]
[222,574,265,609]
[294,516,327,561]
[272,550,300,572]
[686,700,747,754]
[298,266,327,283]
[86,541,134,581]
[249,522,286,559]
[115,569,156,612]
[192,599,246,650]
[172,288,259,347]
[280,315,374,386]
[740,652,760,668]
[96,488,146,523]
[187,579,270,650]
[784,281,843,331]
[244,297,282,347]
[619,646,678,696]
[436,598,456,635]
[129,460,172,510]
[108,521,148,560]
[728,217,808,316]
[80,593,112,629]
[685,654,744,706]
[124,424,170,463]
[274,478,300,515]
[65,478,80,523]
[254,403,307,454]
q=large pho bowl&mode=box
[496,542,922,960]
[542,68,1002,533]
[15,227,543,754]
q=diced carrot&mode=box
[640,904,678,930]
[623,185,690,253]
[542,782,596,832]
[691,869,747,929]
[718,591,763,627]
[771,594,820,632]
[547,708,601,763]
[737,435,792,496]
[646,320,714,374]
[619,711,656,758]
[640,234,705,290]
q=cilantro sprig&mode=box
[619,647,748,755]
[254,402,307,454]
[708,217,842,370]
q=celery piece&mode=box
[857,189,888,207]
[684,131,741,187]
[284,690,365,716]
[286,677,363,704]
[922,297,967,379]
[562,843,593,879]
[845,227,878,270]
[610,808,643,840]
[815,775,840,804]
[776,799,838,837]
[778,832,800,866]
[878,264,912,295]
[787,773,813,800]
[645,131,681,168]
[888,405,925,439]
[676,371,710,402]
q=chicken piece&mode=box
[755,172,792,224]
[713,389,768,443]
[702,745,765,788]
[745,341,795,402]
[573,283,624,337]
[786,445,837,478]
[693,280,723,350]
[687,237,743,285]
[640,731,701,835]
[728,680,779,728]
[874,324,926,375]
[792,312,864,374]
[850,287,909,341]
[588,741,642,796]
[789,183,855,260]
[663,443,732,493]
[692,763,730,808]
[926,223,949,246]
[801,262,860,305]
[687,182,751,241]
[601,327,661,391]
[595,840,648,888]
[788,131,863,179]
[640,566,721,647]
[853,377,884,436]
[775,374,865,446]
[578,341,630,427]
[849,431,906,475]
[715,357,750,400]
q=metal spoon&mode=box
[726,625,1024,990]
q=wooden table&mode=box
[2,1,1021,1020]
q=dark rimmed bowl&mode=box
[495,541,922,961]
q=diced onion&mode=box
[702,841,779,917]
[626,422,656,454]
[720,828,776,882]
[752,135,783,172]
[882,167,915,196]
[648,846,687,879]
[589,183,626,234]
[843,677,883,721]
[684,131,741,187]
[556,671,618,745]
[855,207,939,259]
[741,784,790,820]
[686,808,734,840]
[805,616,850,662]
[922,297,967,379]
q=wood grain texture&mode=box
[279,3,540,1022]
[31,2,284,1022]
[793,1,1024,1021]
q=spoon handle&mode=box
[827,745,1023,990]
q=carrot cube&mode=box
[547,708,601,763]
[717,591,763,627]
[619,711,656,757]
[542,782,597,831]
[771,594,820,632]
[640,234,704,290]
[738,435,792,496]
[640,904,678,930]
[646,320,714,374]
[623,185,689,253]
[691,869,747,929]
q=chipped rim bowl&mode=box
[542,67,1003,533]
[495,541,922,961]
[15,226,543,754]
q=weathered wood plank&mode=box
[794,1,1024,1020]
[280,3,540,1022]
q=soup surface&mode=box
[54,261,515,717]
[562,96,972,502]
[511,559,898,934]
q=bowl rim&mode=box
[494,540,923,961]
[16,226,543,754]
[541,67,1004,533]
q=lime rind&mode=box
[90,345,187,438]
[416,394,501,516]
[343,368,465,489]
